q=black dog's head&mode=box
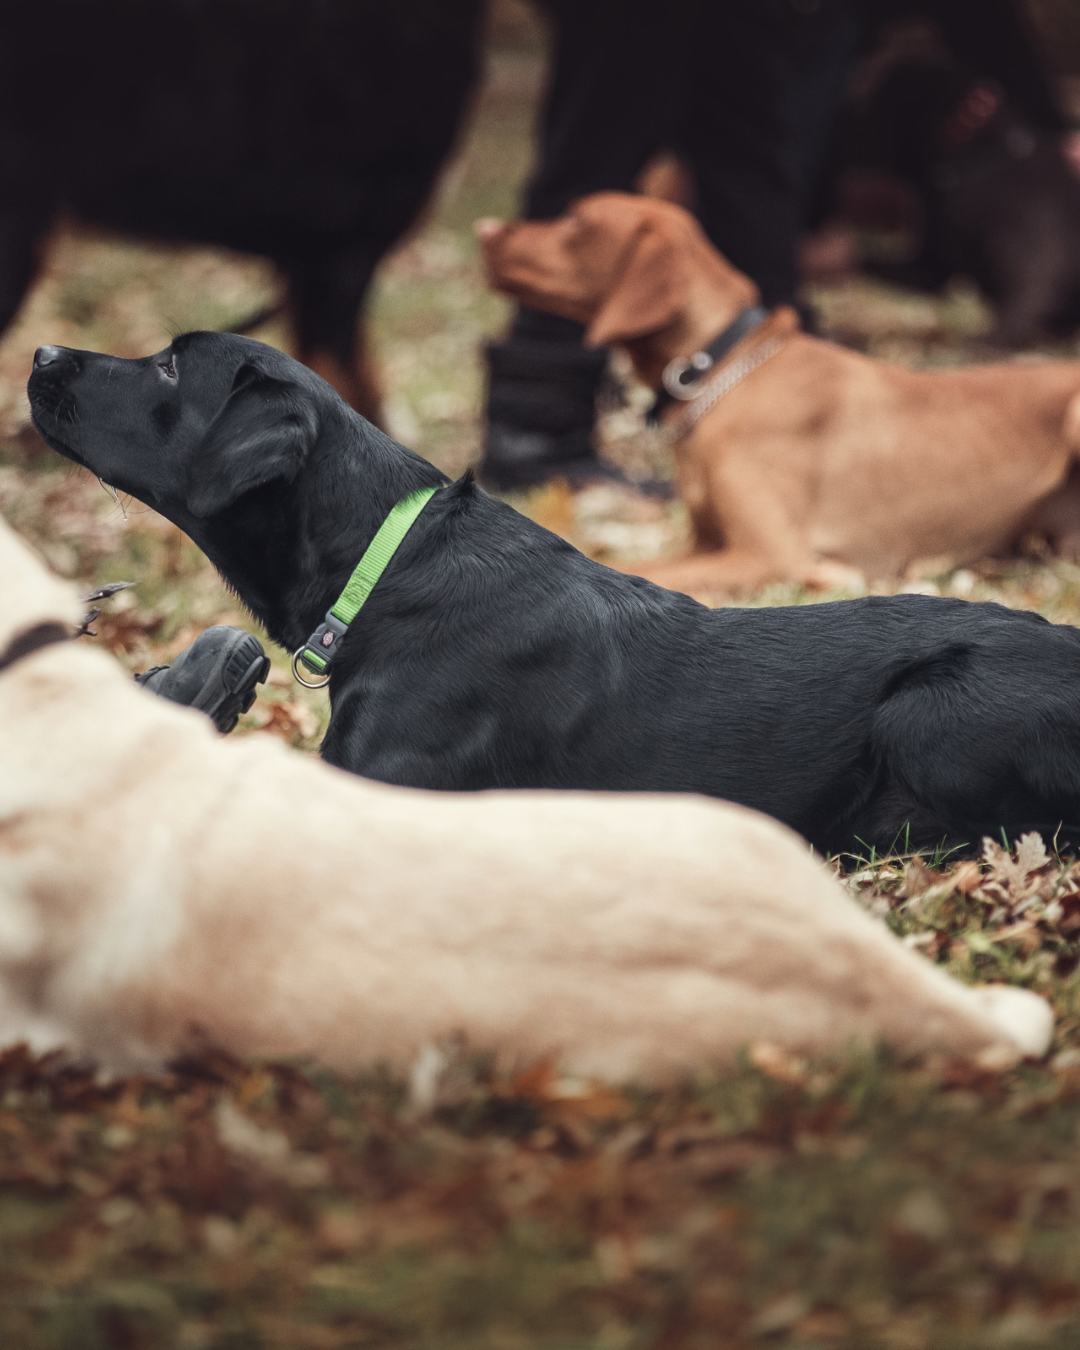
[28,331,328,525]
[28,331,445,647]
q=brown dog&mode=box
[479,193,1080,596]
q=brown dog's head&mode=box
[477,193,759,352]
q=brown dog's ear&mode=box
[584,224,687,348]
[186,364,319,518]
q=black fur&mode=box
[0,0,481,380]
[28,333,1080,856]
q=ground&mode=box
[4,4,1080,1347]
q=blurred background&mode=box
[2,0,1079,748]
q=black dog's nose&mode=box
[33,345,64,369]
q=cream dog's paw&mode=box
[971,984,1054,1059]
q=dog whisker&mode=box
[97,478,128,520]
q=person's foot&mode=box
[136,626,270,734]
[481,327,610,491]
[480,318,671,496]
[482,422,637,492]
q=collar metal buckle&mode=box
[292,646,331,689]
[662,350,715,400]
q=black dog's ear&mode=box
[186,364,319,517]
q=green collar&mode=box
[292,485,439,688]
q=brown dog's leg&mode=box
[1024,462,1080,560]
[303,336,385,428]
[613,549,785,600]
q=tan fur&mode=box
[479,194,1080,596]
[0,518,1051,1079]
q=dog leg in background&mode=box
[619,549,866,600]
[285,246,385,426]
[1029,395,1080,558]
[616,471,815,597]
[615,548,782,599]
[984,213,1077,348]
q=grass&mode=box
[4,1019,1080,1349]
[4,2,1080,1344]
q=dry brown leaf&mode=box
[528,479,575,540]
[982,833,1052,898]
[749,1042,809,1087]
[95,606,164,655]
[951,861,985,896]
[547,1088,632,1124]
[510,1062,629,1121]
[903,855,937,899]
[250,699,319,743]
[993,921,1044,953]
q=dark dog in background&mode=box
[28,332,1080,858]
[858,59,1080,344]
[0,0,482,414]
[831,47,1080,345]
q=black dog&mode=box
[0,0,482,412]
[27,333,1080,856]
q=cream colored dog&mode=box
[0,518,1051,1079]
[479,193,1080,597]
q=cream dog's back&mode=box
[0,522,1051,1079]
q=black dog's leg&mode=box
[853,636,1080,856]
[282,246,382,424]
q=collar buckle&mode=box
[293,610,350,688]
[650,305,768,422]
[292,645,331,689]
[662,350,715,400]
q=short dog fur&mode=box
[27,332,1080,857]
[0,515,1052,1077]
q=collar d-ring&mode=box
[292,646,331,689]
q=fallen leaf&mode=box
[750,1042,809,1087]
[249,699,319,743]
[982,834,1052,898]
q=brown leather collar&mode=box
[658,307,797,443]
[0,622,71,676]
[650,305,768,423]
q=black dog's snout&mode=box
[33,345,65,370]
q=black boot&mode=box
[136,626,270,735]
[481,310,616,491]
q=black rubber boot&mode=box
[136,625,270,735]
[481,311,613,491]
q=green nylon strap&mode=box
[331,486,438,623]
[294,485,438,682]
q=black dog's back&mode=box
[27,331,1080,858]
[322,478,1080,856]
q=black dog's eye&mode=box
[158,360,177,380]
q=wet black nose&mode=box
[33,345,65,369]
